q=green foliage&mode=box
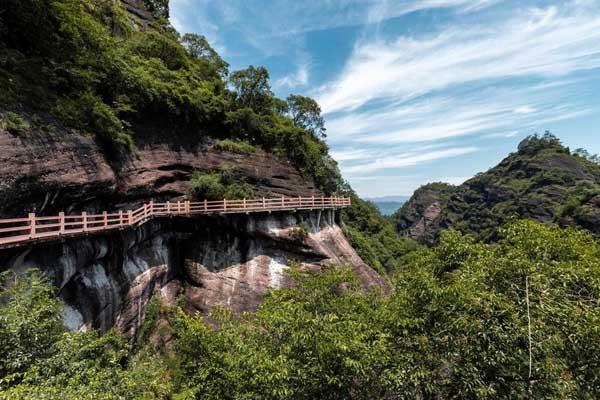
[0,270,62,382]
[181,33,228,77]
[0,112,30,135]
[143,0,169,20]
[342,194,418,274]
[395,133,600,242]
[214,139,256,154]
[285,94,326,138]
[289,221,310,242]
[1,0,341,193]
[0,270,171,399]
[170,220,600,399]
[172,266,390,399]
[188,166,254,200]
[4,221,600,398]
[229,66,273,114]
[53,91,134,152]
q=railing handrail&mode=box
[0,196,351,248]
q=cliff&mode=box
[0,119,320,217]
[394,134,600,244]
[0,209,383,340]
[0,0,384,341]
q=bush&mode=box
[188,172,225,200]
[214,139,256,155]
[0,270,171,398]
[289,222,309,242]
[0,112,30,135]
[188,167,255,200]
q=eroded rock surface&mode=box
[0,126,320,217]
[0,210,382,340]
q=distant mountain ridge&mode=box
[366,196,409,216]
[393,134,600,244]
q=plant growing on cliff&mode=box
[289,222,310,242]
[188,166,254,200]
[0,112,30,135]
[214,139,256,155]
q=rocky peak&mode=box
[394,136,600,244]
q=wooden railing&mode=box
[0,196,351,249]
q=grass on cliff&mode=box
[214,139,256,155]
[4,220,600,399]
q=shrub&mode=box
[289,222,309,242]
[0,112,30,135]
[189,172,225,200]
[214,139,256,155]
[53,92,134,152]
[189,165,255,200]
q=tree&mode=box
[181,33,228,77]
[143,0,169,20]
[285,94,326,138]
[229,66,273,114]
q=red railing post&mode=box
[119,210,124,226]
[149,200,154,216]
[262,197,266,208]
[29,213,36,239]
[59,212,65,234]
[204,199,208,212]
[103,211,108,228]
[243,198,246,210]
[176,201,181,214]
[82,211,88,232]
[312,196,315,207]
[166,201,171,214]
[224,199,227,212]
[185,200,190,214]
[281,196,285,208]
[127,210,133,225]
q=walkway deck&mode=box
[0,196,351,249]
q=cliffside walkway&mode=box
[0,196,351,250]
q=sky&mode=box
[170,0,600,197]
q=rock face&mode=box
[394,137,600,244]
[394,183,455,245]
[0,123,320,217]
[0,210,382,339]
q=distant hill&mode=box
[393,133,600,244]
[366,196,410,215]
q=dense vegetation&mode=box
[394,133,600,243]
[341,194,418,274]
[189,164,254,200]
[0,0,341,193]
[3,220,600,398]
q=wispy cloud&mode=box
[276,64,310,88]
[317,2,600,113]
[344,147,478,173]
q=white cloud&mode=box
[343,147,478,173]
[276,64,310,88]
[317,3,600,114]
[514,106,537,114]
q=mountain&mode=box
[0,0,386,337]
[394,133,600,244]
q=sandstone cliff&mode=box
[0,209,383,340]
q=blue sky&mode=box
[170,0,600,197]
